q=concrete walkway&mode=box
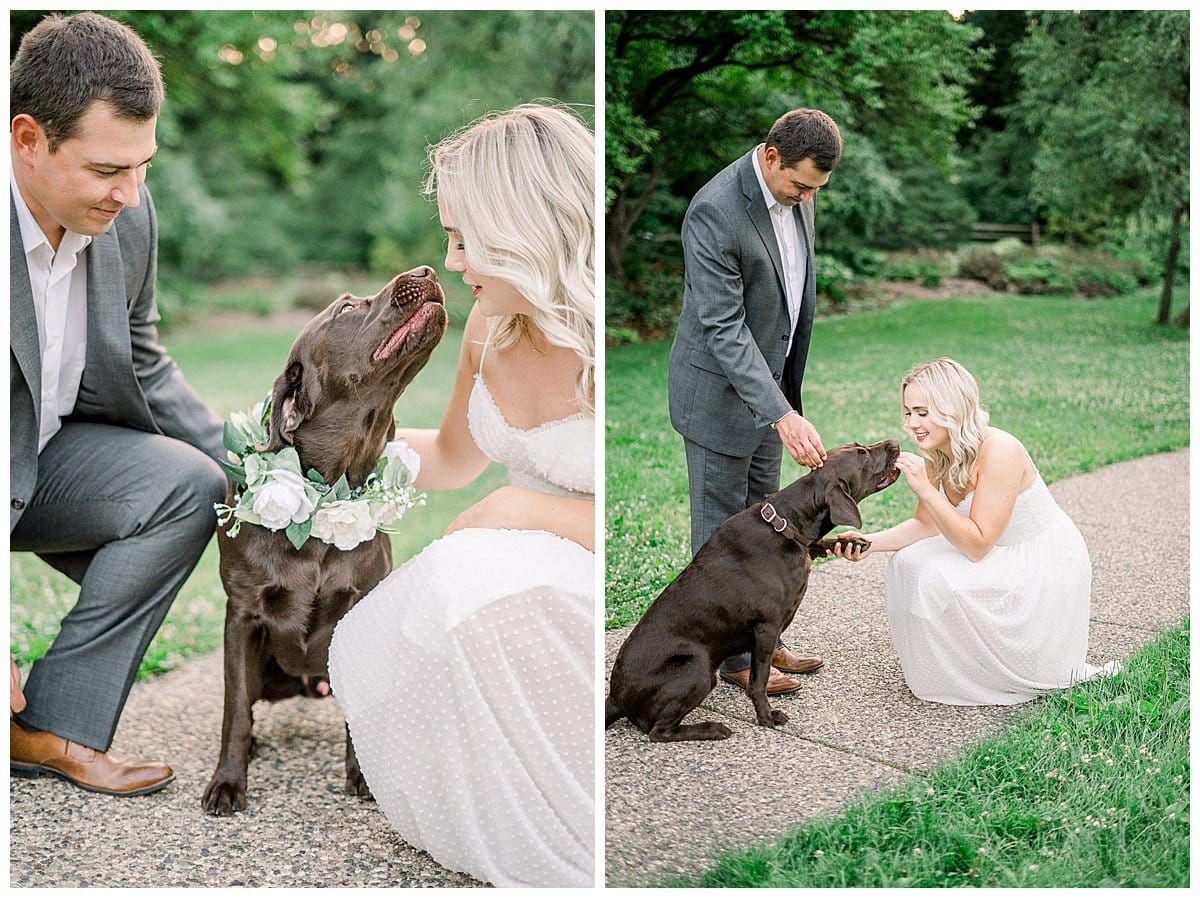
[603,449,1189,887]
[8,450,1188,888]
[9,650,483,885]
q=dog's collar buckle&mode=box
[761,502,788,533]
[760,501,810,550]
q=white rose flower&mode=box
[251,469,316,530]
[310,500,377,551]
[382,439,421,485]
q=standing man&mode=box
[668,108,842,695]
[10,12,227,795]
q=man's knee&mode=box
[142,441,227,542]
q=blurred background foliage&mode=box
[10,9,594,323]
[605,9,1189,333]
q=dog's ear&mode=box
[266,359,322,449]
[825,479,862,529]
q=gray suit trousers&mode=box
[683,426,785,674]
[11,421,226,750]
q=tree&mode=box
[1015,11,1189,324]
[11,10,594,290]
[605,11,984,285]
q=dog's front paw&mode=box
[201,775,247,817]
[770,708,789,726]
[346,768,374,801]
[812,536,872,558]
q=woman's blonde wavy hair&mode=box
[424,102,595,414]
[902,358,990,494]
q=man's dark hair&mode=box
[765,109,842,172]
[10,12,163,151]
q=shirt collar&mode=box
[10,168,92,259]
[751,144,786,216]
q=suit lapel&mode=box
[10,202,42,416]
[77,228,146,422]
[738,152,787,303]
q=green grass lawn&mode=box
[606,288,1189,628]
[673,620,1190,888]
[10,293,505,677]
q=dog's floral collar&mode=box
[213,398,424,551]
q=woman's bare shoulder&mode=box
[978,428,1035,484]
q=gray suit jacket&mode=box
[668,149,817,457]
[10,185,224,532]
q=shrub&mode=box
[816,255,860,305]
[879,250,949,288]
[606,265,682,338]
[956,247,1007,289]
[1004,255,1076,294]
[827,245,888,279]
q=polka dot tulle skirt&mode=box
[329,526,595,887]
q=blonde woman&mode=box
[836,358,1115,705]
[328,104,595,888]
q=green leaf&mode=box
[331,474,351,501]
[285,519,311,550]
[307,468,325,484]
[223,421,248,454]
[217,458,247,486]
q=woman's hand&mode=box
[896,451,934,498]
[446,485,595,550]
[831,531,871,562]
[11,656,26,716]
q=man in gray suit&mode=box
[668,109,842,695]
[9,13,226,795]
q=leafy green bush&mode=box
[1004,255,1076,294]
[606,265,682,339]
[955,247,1007,288]
[827,245,888,279]
[955,243,1149,297]
[879,251,950,287]
[816,255,861,305]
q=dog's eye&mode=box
[337,302,356,315]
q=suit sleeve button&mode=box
[12,498,26,510]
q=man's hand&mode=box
[774,411,826,468]
[11,655,27,716]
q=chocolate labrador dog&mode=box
[605,439,900,743]
[201,266,446,816]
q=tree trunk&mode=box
[1157,202,1186,325]
[605,192,631,284]
[604,168,661,286]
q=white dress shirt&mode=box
[11,171,91,452]
[751,144,807,358]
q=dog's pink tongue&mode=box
[316,681,330,697]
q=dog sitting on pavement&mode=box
[605,439,900,742]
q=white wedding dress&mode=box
[328,342,595,887]
[885,476,1117,705]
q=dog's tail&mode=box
[604,695,624,729]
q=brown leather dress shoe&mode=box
[771,646,824,674]
[10,720,174,797]
[719,666,803,695]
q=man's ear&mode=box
[825,479,862,529]
[266,359,320,449]
[11,114,45,165]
